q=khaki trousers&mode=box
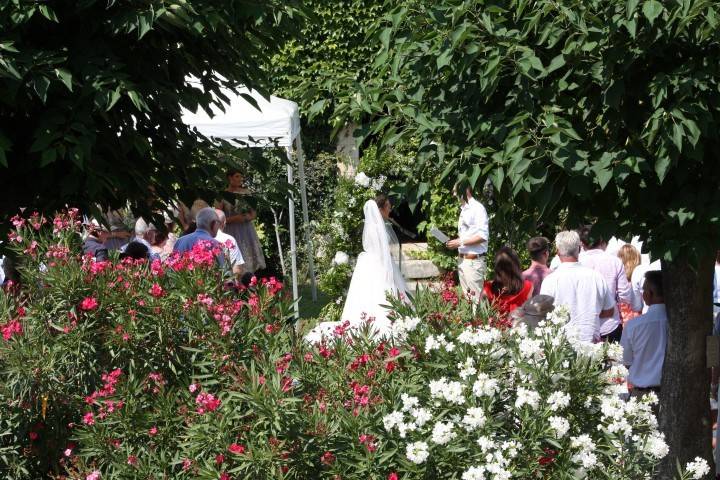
[458,257,486,301]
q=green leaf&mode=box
[308,99,327,119]
[437,49,453,69]
[106,89,122,111]
[683,119,700,147]
[642,0,663,25]
[626,0,641,18]
[546,54,565,74]
[671,122,684,152]
[40,149,57,167]
[33,76,51,103]
[127,90,148,111]
[38,5,59,22]
[655,155,671,182]
[55,68,72,91]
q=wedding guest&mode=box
[540,231,615,342]
[617,244,642,324]
[621,271,667,400]
[119,241,150,260]
[82,219,110,261]
[522,236,550,296]
[445,182,489,300]
[713,251,720,315]
[103,206,132,251]
[578,225,633,343]
[173,207,221,253]
[214,209,245,276]
[484,246,533,315]
[216,168,266,274]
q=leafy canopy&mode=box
[337,0,720,262]
[0,0,301,218]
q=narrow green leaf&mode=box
[655,155,671,182]
[546,54,565,74]
[33,76,51,103]
[437,49,453,69]
[626,0,641,18]
[107,89,122,111]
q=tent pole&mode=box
[286,147,300,320]
[295,136,318,302]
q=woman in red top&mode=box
[483,246,533,315]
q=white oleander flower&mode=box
[549,415,570,437]
[391,316,420,341]
[401,394,419,411]
[685,457,711,479]
[331,251,349,265]
[570,434,595,452]
[462,407,487,431]
[606,342,624,362]
[547,391,571,411]
[383,411,404,431]
[458,357,477,380]
[462,466,486,480]
[572,450,598,469]
[354,171,371,187]
[412,407,432,427]
[431,421,457,445]
[397,421,417,438]
[406,441,429,464]
[472,373,499,398]
[458,327,500,346]
[429,377,466,404]
[518,338,543,359]
[549,305,571,324]
[642,432,669,459]
[514,387,541,409]
[476,435,496,452]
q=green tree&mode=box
[269,0,388,130]
[0,0,301,219]
[341,1,720,477]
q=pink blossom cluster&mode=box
[195,391,222,414]
[260,276,283,296]
[1,319,22,341]
[166,240,222,272]
[79,296,99,312]
[46,244,71,260]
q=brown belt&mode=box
[634,386,660,392]
[459,253,486,260]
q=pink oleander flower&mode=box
[79,297,99,311]
[149,283,164,298]
[320,451,335,465]
[148,426,158,436]
[82,412,95,425]
[127,455,138,466]
[388,473,399,480]
[228,443,246,455]
[1,319,23,341]
[215,454,225,465]
[86,470,101,480]
[182,459,193,471]
[195,392,221,414]
[189,383,199,393]
[220,473,230,480]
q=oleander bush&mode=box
[0,210,704,480]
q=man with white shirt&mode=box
[446,183,489,300]
[631,258,662,313]
[621,270,667,401]
[214,209,244,276]
[578,226,633,343]
[540,231,615,342]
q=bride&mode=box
[306,195,408,343]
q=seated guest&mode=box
[620,271,667,400]
[214,209,245,276]
[119,241,150,260]
[483,246,533,315]
[122,218,159,260]
[173,207,220,253]
[522,236,550,296]
[540,231,615,342]
[82,219,110,261]
[578,225,633,342]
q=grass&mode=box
[298,283,331,319]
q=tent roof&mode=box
[181,86,301,148]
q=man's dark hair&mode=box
[527,236,549,261]
[577,225,603,249]
[375,193,391,210]
[453,179,473,202]
[119,241,149,260]
[644,270,664,298]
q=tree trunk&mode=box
[657,256,715,479]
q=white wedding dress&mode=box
[306,200,408,343]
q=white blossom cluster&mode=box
[390,316,421,342]
[381,307,668,478]
[353,171,386,190]
[684,457,711,479]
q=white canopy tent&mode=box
[181,86,317,316]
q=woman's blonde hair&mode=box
[618,244,641,281]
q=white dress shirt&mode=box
[630,260,662,313]
[621,303,668,388]
[540,262,615,342]
[216,230,245,268]
[458,197,489,255]
[579,248,633,335]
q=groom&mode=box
[445,182,490,300]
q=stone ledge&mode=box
[401,259,441,279]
